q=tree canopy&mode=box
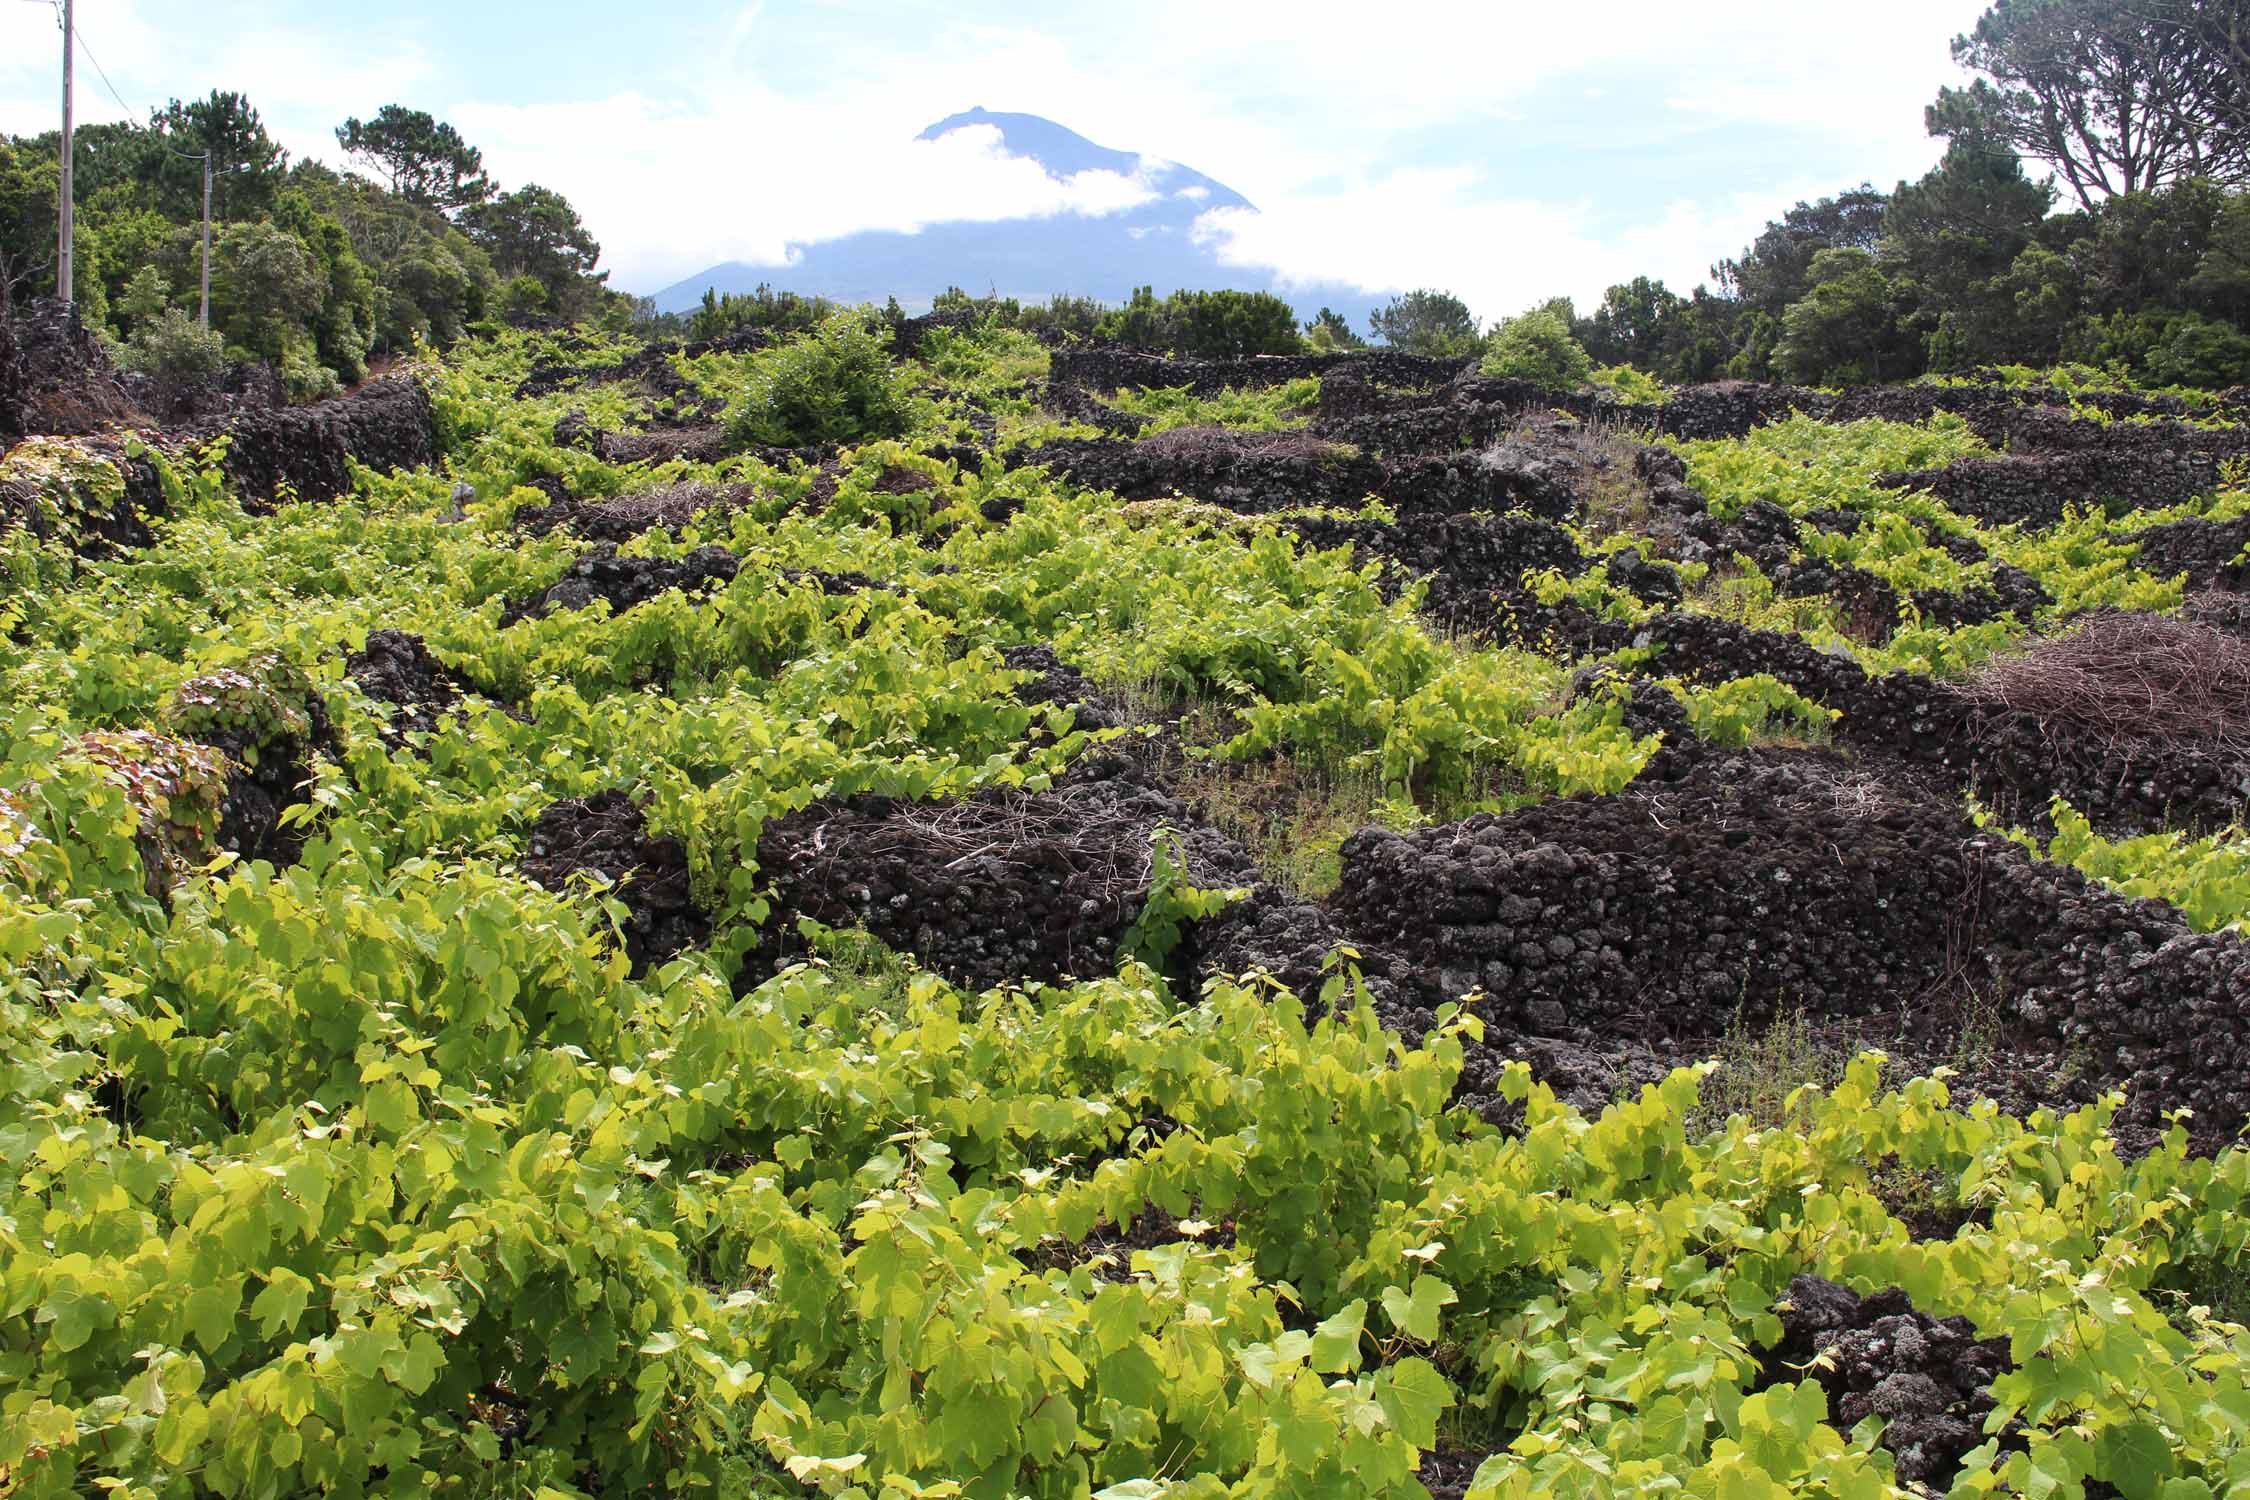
[1580,277,1686,369]
[336,106,493,214]
[461,184,607,317]
[1367,289,1480,355]
[1712,188,1890,317]
[150,91,287,220]
[1305,306,1367,351]
[0,139,59,306]
[1931,0,2249,209]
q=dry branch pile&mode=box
[1963,613,2250,753]
[809,783,1165,896]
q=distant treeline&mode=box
[639,283,1322,359]
[658,168,2250,394]
[21,0,2250,399]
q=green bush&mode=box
[1167,289,1304,356]
[1019,292,1105,342]
[1481,305,1593,389]
[280,340,343,404]
[1094,286,1304,356]
[121,307,227,386]
[500,274,551,323]
[1589,363,1670,404]
[925,287,1107,343]
[115,266,175,336]
[724,312,915,449]
[1368,289,1480,355]
[1095,285,1176,349]
[690,282,832,341]
[2144,312,2250,389]
[1305,307,1366,352]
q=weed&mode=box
[787,918,922,1013]
[1090,677,1467,896]
[1689,1005,1845,1135]
[2163,1258,2250,1331]
[1945,983,2007,1076]
[1174,752,1392,899]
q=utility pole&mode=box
[57,0,74,304]
[200,155,213,326]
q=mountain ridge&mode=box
[910,106,1255,212]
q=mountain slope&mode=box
[644,109,1380,327]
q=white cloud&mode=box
[0,0,432,154]
[0,0,1997,300]
[885,0,1990,198]
[1193,173,1811,322]
[449,105,1160,287]
[466,0,1992,293]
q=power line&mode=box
[62,10,204,162]
[32,2,262,318]
[69,17,135,121]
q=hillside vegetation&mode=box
[5,301,2250,1499]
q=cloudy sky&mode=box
[0,0,1996,319]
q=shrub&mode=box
[1482,306,1593,389]
[1095,285,1177,349]
[122,308,227,386]
[689,283,832,341]
[724,312,915,449]
[500,274,551,323]
[1305,307,1367,352]
[1167,289,1304,356]
[116,266,174,335]
[1095,287,1304,356]
[1589,363,1670,405]
[2144,312,2250,389]
[209,221,327,362]
[1020,292,1105,342]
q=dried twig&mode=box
[799,784,1164,898]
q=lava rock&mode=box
[1766,1276,2011,1489]
[1002,644,1132,731]
[521,790,710,975]
[749,762,1258,992]
[222,378,435,508]
[345,630,465,747]
[501,543,741,624]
